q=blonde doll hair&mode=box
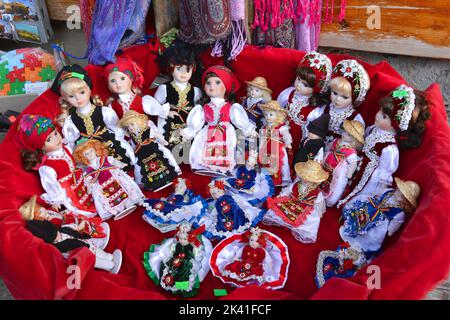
[73,139,109,166]
[263,109,287,125]
[59,77,104,107]
[119,110,148,130]
[330,77,352,98]
[247,84,272,103]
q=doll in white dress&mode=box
[338,84,431,207]
[306,59,370,146]
[73,139,145,221]
[257,100,292,187]
[264,160,328,243]
[51,64,136,170]
[321,119,364,207]
[181,65,257,177]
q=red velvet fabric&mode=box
[1,43,449,300]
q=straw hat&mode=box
[343,119,365,144]
[245,77,272,94]
[19,195,37,220]
[395,177,420,208]
[294,160,329,183]
[259,100,288,115]
[119,110,148,127]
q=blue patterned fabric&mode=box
[215,195,249,233]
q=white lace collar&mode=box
[210,97,226,107]
[46,148,65,157]
[172,80,189,91]
[77,103,93,115]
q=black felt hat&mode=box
[51,64,92,95]
[307,113,330,139]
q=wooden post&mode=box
[153,0,179,38]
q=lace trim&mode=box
[119,92,136,114]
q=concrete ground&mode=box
[0,20,449,300]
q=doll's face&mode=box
[178,232,189,246]
[61,84,91,108]
[210,186,225,199]
[82,147,97,163]
[172,65,193,83]
[37,206,49,220]
[263,110,278,123]
[42,129,63,153]
[249,234,260,249]
[248,85,263,99]
[341,131,354,143]
[204,76,226,99]
[108,71,132,95]
[330,82,352,109]
[375,109,394,132]
[294,76,314,97]
[174,180,187,195]
[126,119,146,135]
[179,222,191,234]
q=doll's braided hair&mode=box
[380,90,431,150]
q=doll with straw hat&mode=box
[321,119,364,207]
[243,76,273,129]
[258,100,293,187]
[264,159,328,243]
[339,177,420,255]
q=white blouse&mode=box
[112,92,170,119]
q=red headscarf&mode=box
[202,65,240,94]
[16,114,56,151]
[104,56,144,90]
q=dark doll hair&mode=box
[201,72,237,104]
[380,90,431,150]
[296,66,330,107]
[21,149,43,171]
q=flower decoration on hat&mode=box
[390,84,416,131]
[332,59,370,105]
[16,114,56,152]
[299,51,332,94]
[104,56,145,90]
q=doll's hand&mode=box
[286,144,292,149]
[155,133,169,146]
[52,204,61,211]
[168,110,179,119]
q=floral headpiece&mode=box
[331,59,370,105]
[104,56,144,90]
[388,84,416,131]
[298,51,332,94]
[16,114,55,151]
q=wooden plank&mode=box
[320,0,450,59]
[153,0,179,37]
[45,0,78,21]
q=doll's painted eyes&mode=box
[110,79,115,83]
[80,91,85,95]
[121,77,126,81]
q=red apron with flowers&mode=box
[224,246,266,280]
[203,103,231,169]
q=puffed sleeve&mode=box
[62,116,80,150]
[376,145,399,185]
[230,103,256,137]
[387,211,405,236]
[142,95,170,118]
[180,104,205,140]
[279,125,292,146]
[305,105,325,124]
[39,166,68,206]
[194,87,203,103]
[101,107,125,137]
[365,125,375,136]
[354,113,366,130]
[315,191,326,218]
[346,152,359,164]
[276,87,294,108]
[153,84,167,104]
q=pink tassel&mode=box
[338,0,347,22]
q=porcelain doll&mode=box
[27,220,122,274]
[51,64,135,170]
[242,77,272,129]
[18,114,97,217]
[210,227,290,290]
[19,195,108,240]
[218,150,275,206]
[321,119,364,207]
[264,160,328,243]
[306,59,370,145]
[338,84,431,207]
[119,110,181,192]
[180,65,257,177]
[142,222,212,298]
[142,177,208,233]
[154,46,203,150]
[104,56,174,120]
[340,177,420,256]
[315,242,366,288]
[257,100,292,187]
[73,139,145,221]
[197,180,264,240]
[292,113,329,165]
[277,51,332,150]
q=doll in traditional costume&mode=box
[142,177,208,233]
[315,242,366,288]
[277,51,332,150]
[27,220,122,274]
[306,59,370,146]
[154,45,203,150]
[52,64,135,170]
[19,195,108,241]
[293,113,329,165]
[73,139,145,221]
[142,222,212,298]
[181,65,257,177]
[242,77,272,129]
[119,110,181,192]
[219,150,275,206]
[340,177,420,256]
[257,100,292,187]
[18,114,96,217]
[338,84,431,207]
[321,119,364,207]
[210,227,290,289]
[198,180,264,240]
[264,160,328,243]
[105,56,173,119]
